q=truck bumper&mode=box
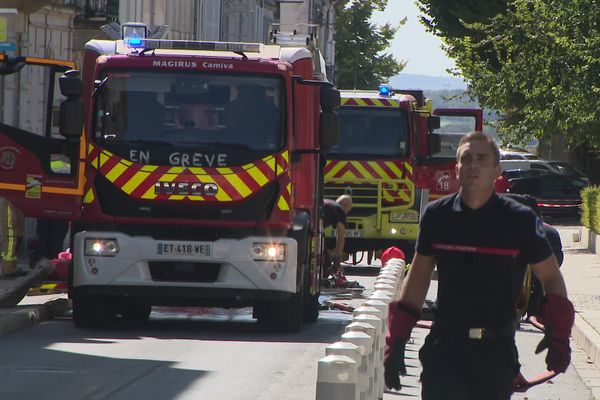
[72,232,299,299]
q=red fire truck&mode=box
[324,85,482,263]
[0,24,339,332]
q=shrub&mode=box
[581,186,600,234]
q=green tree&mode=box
[416,0,507,71]
[334,0,405,89]
[418,0,600,152]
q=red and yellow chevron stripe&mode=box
[325,160,414,206]
[86,144,289,202]
[341,98,399,107]
[324,160,412,181]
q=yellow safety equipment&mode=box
[0,197,25,275]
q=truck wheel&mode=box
[303,293,319,323]
[72,294,109,328]
[278,285,304,332]
[303,270,320,323]
[121,302,152,322]
[255,285,304,332]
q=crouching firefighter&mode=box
[383,131,575,399]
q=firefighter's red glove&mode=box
[384,301,420,390]
[534,294,575,373]
[381,246,406,265]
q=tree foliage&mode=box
[417,0,600,150]
[334,0,405,90]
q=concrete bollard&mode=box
[326,340,363,400]
[383,257,405,265]
[374,277,398,299]
[326,341,361,364]
[346,321,377,400]
[380,277,401,299]
[380,269,400,278]
[342,330,374,400]
[373,282,395,294]
[352,308,385,361]
[370,289,394,302]
[353,314,385,400]
[381,264,404,276]
[379,269,400,280]
[364,299,388,326]
[315,355,359,400]
[374,276,397,287]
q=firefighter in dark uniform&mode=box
[323,194,352,277]
[502,193,564,319]
[383,132,574,399]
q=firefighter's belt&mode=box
[431,323,515,340]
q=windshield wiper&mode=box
[92,77,109,97]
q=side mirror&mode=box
[59,70,83,139]
[428,115,441,131]
[429,132,441,155]
[59,69,82,97]
[320,111,340,150]
[320,85,340,111]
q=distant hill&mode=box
[390,73,467,91]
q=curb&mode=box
[573,314,600,371]
[574,226,600,369]
[572,226,600,399]
[0,298,70,337]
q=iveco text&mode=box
[154,182,218,196]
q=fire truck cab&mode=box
[324,84,482,263]
[0,23,339,332]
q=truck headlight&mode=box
[85,239,119,256]
[251,243,285,261]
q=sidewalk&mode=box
[558,225,600,398]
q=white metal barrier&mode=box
[316,255,406,400]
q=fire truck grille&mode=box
[324,182,378,216]
[149,261,220,283]
[94,175,278,221]
[324,181,412,216]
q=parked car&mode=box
[508,172,582,217]
[546,160,589,188]
[500,150,540,160]
[502,169,549,180]
[500,159,559,174]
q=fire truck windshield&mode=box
[92,70,284,152]
[329,107,408,157]
[433,115,477,158]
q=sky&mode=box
[370,1,457,77]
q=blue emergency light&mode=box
[378,84,391,97]
[122,22,148,48]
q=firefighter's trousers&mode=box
[0,198,25,275]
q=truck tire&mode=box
[72,294,109,328]
[121,301,152,322]
[303,270,320,323]
[254,282,304,332]
[276,284,304,332]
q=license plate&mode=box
[334,230,363,238]
[157,242,212,257]
[346,230,363,238]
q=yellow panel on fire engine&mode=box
[0,17,7,42]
